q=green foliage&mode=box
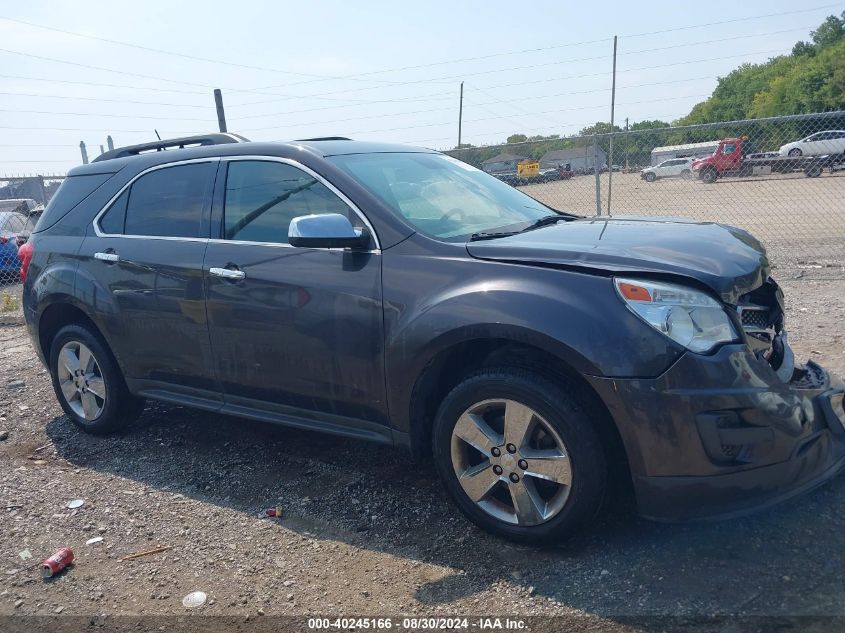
[449,15,845,168]
[681,12,845,124]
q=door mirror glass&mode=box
[288,213,368,249]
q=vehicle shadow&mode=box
[46,402,845,621]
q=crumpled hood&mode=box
[466,216,770,304]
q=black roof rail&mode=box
[92,133,251,162]
[294,136,352,141]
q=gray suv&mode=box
[23,134,845,542]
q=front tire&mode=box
[432,368,606,543]
[788,148,802,157]
[49,324,145,434]
[700,167,718,184]
[644,172,656,182]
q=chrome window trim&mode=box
[92,155,381,251]
[92,158,219,240]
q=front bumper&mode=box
[588,344,845,521]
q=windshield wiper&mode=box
[469,215,569,242]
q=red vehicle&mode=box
[692,137,838,183]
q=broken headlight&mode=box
[615,278,738,353]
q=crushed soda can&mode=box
[42,547,74,578]
[264,506,283,518]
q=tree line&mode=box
[449,13,845,168]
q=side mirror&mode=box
[288,213,369,249]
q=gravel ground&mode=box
[0,279,843,629]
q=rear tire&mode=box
[432,368,606,543]
[680,169,691,179]
[49,324,145,435]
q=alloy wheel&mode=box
[57,341,106,421]
[450,399,573,526]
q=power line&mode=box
[0,72,210,95]
[262,94,710,139]
[1,3,835,100]
[228,42,793,106]
[0,91,213,109]
[624,3,840,38]
[229,75,716,129]
[0,15,450,85]
[0,125,161,133]
[0,108,213,122]
[231,3,841,92]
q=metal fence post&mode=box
[593,134,601,216]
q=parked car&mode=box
[23,134,845,543]
[778,130,845,157]
[640,157,694,182]
[0,210,28,280]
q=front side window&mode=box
[114,162,214,238]
[722,144,737,154]
[330,153,556,242]
[223,160,352,244]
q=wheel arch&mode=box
[406,336,632,493]
[37,302,102,365]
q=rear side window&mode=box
[34,173,113,233]
[223,160,352,244]
[124,163,214,238]
[102,162,215,238]
[98,189,128,234]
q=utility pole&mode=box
[79,141,89,165]
[457,81,464,149]
[607,35,618,215]
[214,88,228,133]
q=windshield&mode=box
[329,152,559,241]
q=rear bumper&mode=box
[588,344,845,521]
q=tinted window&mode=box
[224,161,352,244]
[99,189,129,234]
[124,162,214,238]
[33,173,113,233]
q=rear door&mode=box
[203,157,388,431]
[80,160,219,397]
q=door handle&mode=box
[209,267,246,281]
[94,252,120,262]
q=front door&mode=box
[203,158,388,430]
[79,160,219,395]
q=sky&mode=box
[0,0,840,175]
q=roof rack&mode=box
[294,136,352,142]
[92,133,250,162]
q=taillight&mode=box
[19,241,33,282]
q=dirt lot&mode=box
[0,279,844,630]
[519,171,845,273]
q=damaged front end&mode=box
[588,275,845,521]
[735,277,826,389]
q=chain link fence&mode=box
[448,110,845,280]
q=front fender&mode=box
[382,246,684,434]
